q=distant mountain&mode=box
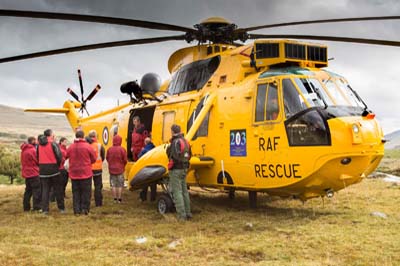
[385,130,400,150]
[0,104,74,142]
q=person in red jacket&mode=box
[106,134,127,203]
[20,136,41,211]
[66,130,97,215]
[58,137,69,199]
[130,116,148,161]
[38,129,63,215]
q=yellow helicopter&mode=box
[1,10,399,211]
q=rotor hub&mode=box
[185,17,247,44]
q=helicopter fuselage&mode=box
[46,40,384,201]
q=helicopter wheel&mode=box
[157,193,175,214]
[248,191,257,208]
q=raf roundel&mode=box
[102,126,109,145]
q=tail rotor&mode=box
[66,69,101,116]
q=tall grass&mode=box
[0,176,399,266]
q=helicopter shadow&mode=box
[189,190,346,221]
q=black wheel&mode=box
[157,193,174,214]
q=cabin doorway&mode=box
[127,106,155,161]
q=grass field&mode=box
[377,151,400,176]
[0,176,399,266]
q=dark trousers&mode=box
[40,174,65,212]
[93,172,103,206]
[140,183,157,201]
[23,177,41,211]
[60,169,69,198]
[71,178,92,214]
[50,169,69,200]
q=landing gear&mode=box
[228,189,235,199]
[248,191,257,208]
[157,193,174,214]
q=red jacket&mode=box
[59,144,67,170]
[20,143,39,178]
[37,135,62,177]
[66,138,97,179]
[106,135,127,175]
[131,124,147,161]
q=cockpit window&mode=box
[324,79,350,106]
[282,78,307,118]
[336,79,365,108]
[308,79,334,105]
[294,78,327,107]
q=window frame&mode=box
[254,79,281,124]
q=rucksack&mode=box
[172,137,191,164]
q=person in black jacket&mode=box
[166,124,192,221]
[37,129,64,214]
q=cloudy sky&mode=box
[0,0,399,133]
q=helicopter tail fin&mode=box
[24,101,80,131]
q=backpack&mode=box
[172,137,191,165]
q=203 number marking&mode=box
[230,131,246,146]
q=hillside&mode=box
[0,104,74,144]
[385,130,400,150]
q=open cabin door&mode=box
[127,106,156,161]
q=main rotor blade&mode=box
[0,35,186,63]
[238,16,400,33]
[248,34,400,47]
[0,9,194,33]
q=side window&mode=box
[283,78,307,118]
[187,96,210,140]
[255,82,279,123]
[266,83,279,120]
[196,111,210,137]
[162,111,175,142]
[255,84,267,122]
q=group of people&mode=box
[21,117,193,221]
[20,128,127,215]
